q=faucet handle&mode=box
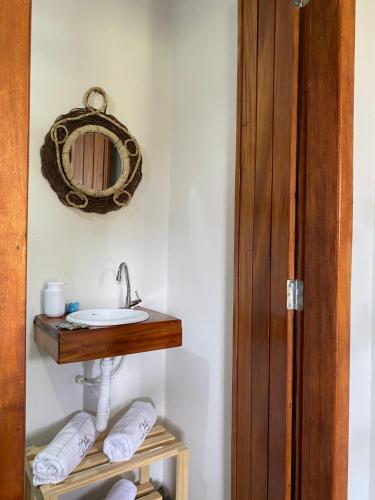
[130,291,142,308]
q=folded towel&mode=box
[103,401,156,462]
[32,411,98,486]
[105,479,137,500]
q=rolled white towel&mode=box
[103,401,156,462]
[105,479,137,500]
[32,411,98,486]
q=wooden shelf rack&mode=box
[25,424,188,500]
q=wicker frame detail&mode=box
[41,88,143,214]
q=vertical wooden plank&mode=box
[103,137,111,189]
[176,449,189,500]
[293,8,308,499]
[25,474,32,500]
[296,0,355,498]
[139,465,150,484]
[292,46,306,500]
[232,0,258,497]
[93,133,105,190]
[71,135,84,184]
[268,1,299,499]
[0,1,30,498]
[250,0,276,497]
[335,2,355,497]
[83,132,94,188]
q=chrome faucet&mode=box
[116,262,142,309]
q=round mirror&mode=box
[70,132,122,191]
[41,87,143,214]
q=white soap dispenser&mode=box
[44,282,65,318]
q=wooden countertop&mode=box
[34,307,182,364]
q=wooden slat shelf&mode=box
[34,307,182,364]
[25,425,189,500]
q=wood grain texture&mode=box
[71,136,84,184]
[295,0,355,498]
[232,0,258,498]
[83,132,94,188]
[34,308,182,364]
[0,1,30,498]
[93,133,105,190]
[268,2,299,499]
[232,0,297,498]
[292,26,307,497]
[250,0,276,496]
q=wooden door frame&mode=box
[232,0,355,498]
[0,1,31,498]
[294,1,355,498]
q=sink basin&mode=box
[66,308,149,327]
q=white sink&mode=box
[66,308,149,327]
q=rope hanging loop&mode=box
[83,87,108,113]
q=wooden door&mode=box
[0,1,31,499]
[232,0,299,498]
[232,0,355,499]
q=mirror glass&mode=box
[70,132,122,190]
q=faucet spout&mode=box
[116,262,142,309]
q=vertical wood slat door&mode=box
[0,1,31,499]
[233,0,355,499]
[232,0,299,498]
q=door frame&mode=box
[0,1,31,498]
[293,1,355,498]
[232,0,355,498]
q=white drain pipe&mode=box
[75,356,126,386]
[96,358,114,432]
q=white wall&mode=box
[27,0,172,493]
[349,1,375,499]
[164,1,237,498]
[28,0,237,498]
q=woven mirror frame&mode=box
[41,87,143,214]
